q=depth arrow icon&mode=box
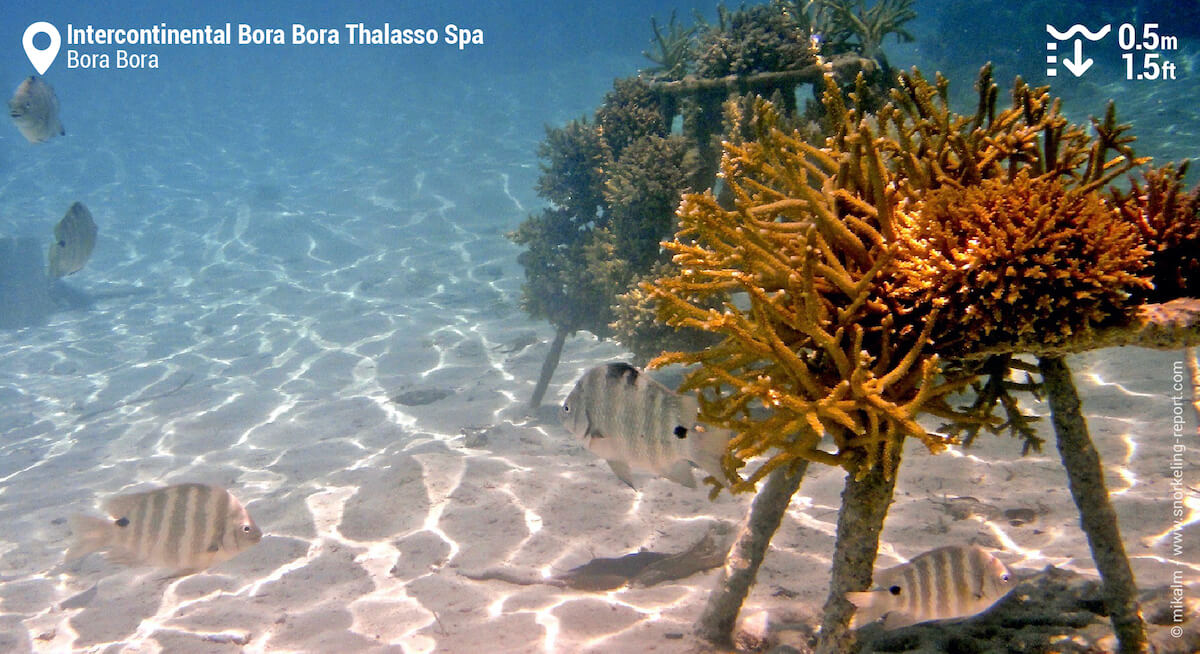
[1062,39,1093,76]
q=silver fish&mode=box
[559,362,730,488]
[8,76,64,143]
[67,483,262,573]
[846,545,1013,629]
[48,202,97,278]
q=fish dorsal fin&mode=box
[103,489,150,518]
[604,362,640,385]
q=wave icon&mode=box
[1046,24,1111,41]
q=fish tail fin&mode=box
[687,424,731,487]
[65,515,113,562]
[845,590,888,628]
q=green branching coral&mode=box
[891,171,1152,351]
[595,78,668,161]
[534,118,607,220]
[642,10,696,81]
[696,4,817,78]
[509,207,616,338]
[509,118,616,344]
[603,134,694,271]
[599,132,703,360]
[815,0,915,61]
[510,76,702,392]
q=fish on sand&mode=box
[559,362,730,488]
[460,520,732,590]
[67,483,262,573]
[48,202,97,278]
[846,545,1013,629]
[8,75,64,143]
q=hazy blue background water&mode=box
[0,0,1195,246]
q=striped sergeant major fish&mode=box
[559,362,730,489]
[67,483,262,574]
[847,545,1013,629]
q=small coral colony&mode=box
[512,0,1198,651]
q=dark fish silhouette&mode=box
[459,521,732,590]
[8,76,64,143]
[48,202,97,278]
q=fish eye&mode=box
[1002,573,1011,583]
[242,524,253,533]
[888,585,902,595]
[562,403,570,413]
[114,517,130,528]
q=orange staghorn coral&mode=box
[645,66,1183,489]
[877,66,1147,196]
[1112,161,1200,302]
[648,94,964,489]
[891,170,1153,352]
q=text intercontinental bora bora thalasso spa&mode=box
[58,21,485,69]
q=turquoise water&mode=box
[0,2,1196,652]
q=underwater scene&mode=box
[0,1,1198,652]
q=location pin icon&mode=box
[23,22,61,75]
